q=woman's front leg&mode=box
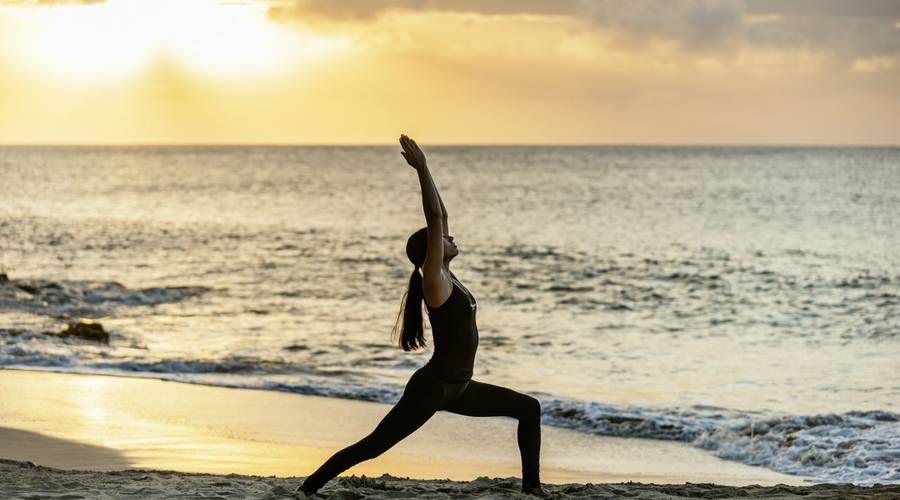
[442,380,543,491]
[300,388,439,493]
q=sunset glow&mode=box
[0,0,898,144]
[5,0,346,81]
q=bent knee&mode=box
[518,395,541,419]
[529,396,542,415]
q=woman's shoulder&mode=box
[425,279,457,311]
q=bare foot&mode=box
[522,484,550,497]
[294,483,318,497]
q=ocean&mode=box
[1,145,898,484]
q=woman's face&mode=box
[443,234,459,260]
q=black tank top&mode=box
[424,274,479,383]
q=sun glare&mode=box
[5,0,348,82]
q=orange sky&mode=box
[0,0,898,144]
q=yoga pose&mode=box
[296,135,548,497]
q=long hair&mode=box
[392,227,429,351]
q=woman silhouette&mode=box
[296,135,548,497]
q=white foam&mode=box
[0,279,207,318]
[542,399,900,484]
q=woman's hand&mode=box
[399,134,427,171]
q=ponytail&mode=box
[392,265,427,351]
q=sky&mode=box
[0,0,898,145]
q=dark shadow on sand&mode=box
[0,427,132,471]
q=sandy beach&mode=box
[2,369,896,498]
[4,459,899,500]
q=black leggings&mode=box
[301,364,542,491]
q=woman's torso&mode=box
[424,273,479,383]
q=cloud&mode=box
[267,0,577,22]
[744,13,900,58]
[268,0,421,21]
[575,0,744,49]
[267,0,900,60]
[574,1,900,60]
[745,0,900,19]
[266,0,900,24]
[852,55,898,73]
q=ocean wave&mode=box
[88,357,368,379]
[0,364,403,404]
[541,399,900,485]
[0,343,365,380]
[0,277,208,318]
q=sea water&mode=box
[1,145,898,483]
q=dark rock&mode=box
[0,272,8,283]
[60,321,109,344]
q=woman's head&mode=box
[405,226,458,269]
[405,227,428,268]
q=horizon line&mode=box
[1,142,899,148]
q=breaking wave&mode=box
[0,277,208,318]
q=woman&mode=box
[296,135,548,497]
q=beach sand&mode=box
[2,368,895,499]
[3,459,899,500]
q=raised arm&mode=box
[436,179,449,237]
[400,134,451,307]
[420,166,451,237]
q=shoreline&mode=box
[0,367,809,486]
